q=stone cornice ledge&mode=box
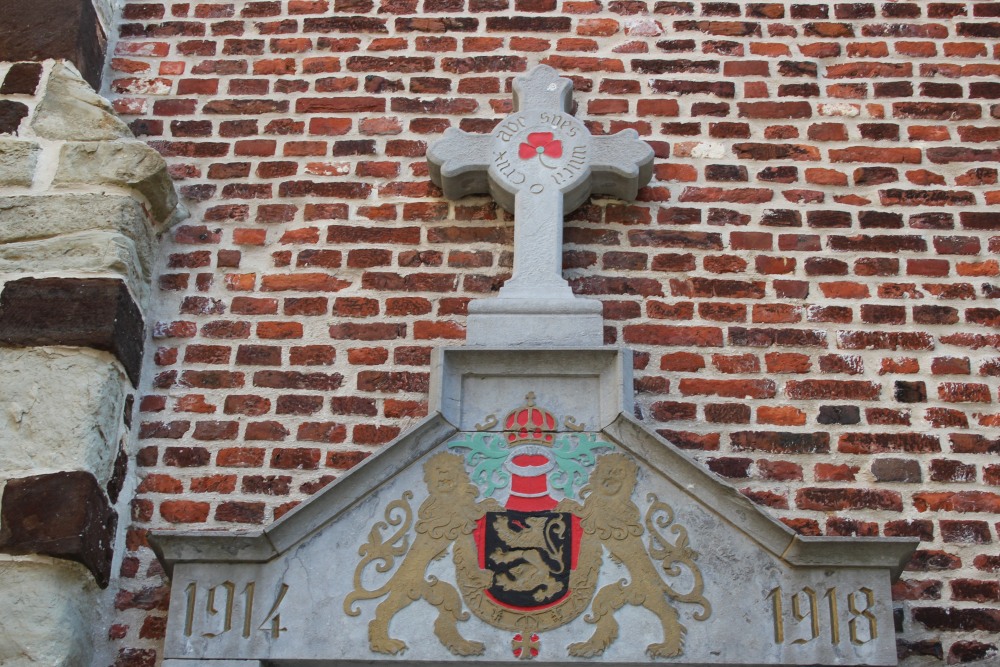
[149,414,457,576]
[782,535,917,579]
[152,409,916,581]
[603,413,918,580]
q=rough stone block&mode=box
[0,347,127,483]
[0,471,117,587]
[30,63,127,140]
[0,230,152,305]
[0,194,154,251]
[0,138,40,187]
[54,141,178,226]
[0,560,97,666]
[0,278,144,385]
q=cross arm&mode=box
[589,129,655,202]
[427,128,495,201]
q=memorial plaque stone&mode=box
[153,355,915,666]
[152,66,916,667]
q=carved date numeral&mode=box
[847,588,878,645]
[183,581,289,640]
[768,586,877,646]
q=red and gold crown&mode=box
[503,392,556,445]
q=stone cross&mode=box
[428,65,653,346]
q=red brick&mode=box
[137,473,183,494]
[711,353,760,373]
[704,403,750,424]
[623,325,723,346]
[764,352,811,373]
[707,457,752,478]
[353,424,401,445]
[190,475,236,494]
[752,304,801,324]
[839,432,941,454]
[658,429,721,451]
[260,273,351,292]
[678,378,776,398]
[223,395,271,416]
[741,489,789,509]
[297,422,347,443]
[269,448,321,470]
[659,352,705,372]
[938,382,993,403]
[797,488,902,511]
[215,501,265,523]
[758,406,806,426]
[347,347,389,365]
[787,380,880,400]
[160,500,210,523]
[329,322,406,340]
[384,399,428,418]
[650,401,696,421]
[815,463,859,482]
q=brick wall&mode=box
[105,1,999,665]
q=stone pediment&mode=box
[152,348,915,667]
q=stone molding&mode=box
[430,346,634,432]
[152,408,916,578]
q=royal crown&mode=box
[503,392,556,445]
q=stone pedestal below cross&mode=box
[428,65,654,346]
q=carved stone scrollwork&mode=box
[564,454,712,659]
[645,493,711,621]
[475,415,498,431]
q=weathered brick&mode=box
[731,431,830,454]
[797,488,902,511]
[840,432,940,454]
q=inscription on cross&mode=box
[428,65,654,346]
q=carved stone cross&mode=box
[428,65,653,346]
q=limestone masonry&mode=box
[0,0,999,665]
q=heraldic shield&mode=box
[480,508,577,610]
[345,393,711,661]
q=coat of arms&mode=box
[345,393,711,660]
